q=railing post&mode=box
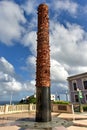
[29,104,33,111]
[4,105,9,114]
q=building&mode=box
[34,94,55,101]
[67,72,87,104]
[51,94,56,101]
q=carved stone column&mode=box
[36,3,51,122]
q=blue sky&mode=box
[0,0,87,101]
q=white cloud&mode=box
[21,55,36,72]
[48,20,87,92]
[21,0,36,15]
[51,82,68,94]
[24,80,35,92]
[50,21,87,75]
[0,1,26,45]
[26,56,36,67]
[3,78,22,91]
[21,0,37,32]
[51,59,69,82]
[0,57,14,75]
[0,72,12,82]
[22,31,37,54]
[66,66,87,76]
[0,57,35,100]
[52,0,78,15]
[0,57,21,92]
[21,55,36,80]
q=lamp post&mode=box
[65,90,68,101]
[10,91,13,105]
[77,88,83,112]
[56,92,60,101]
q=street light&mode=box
[65,90,68,101]
[77,88,83,112]
[56,92,60,101]
[10,91,13,105]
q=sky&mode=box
[0,0,87,101]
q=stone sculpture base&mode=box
[16,116,73,130]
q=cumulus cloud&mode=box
[0,0,26,45]
[22,31,37,54]
[51,0,78,16]
[26,56,36,67]
[0,57,15,75]
[24,80,35,92]
[21,0,37,32]
[51,59,69,83]
[3,78,22,91]
[50,21,87,76]
[0,57,35,100]
[0,57,21,91]
[21,55,36,71]
[0,72,12,82]
[21,0,37,15]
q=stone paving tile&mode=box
[73,120,87,127]
[0,112,87,130]
[53,126,67,130]
[67,126,87,130]
[0,126,20,130]
[25,126,67,130]
[58,113,87,120]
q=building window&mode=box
[73,82,77,91]
[85,94,87,101]
[75,95,79,102]
[83,81,87,89]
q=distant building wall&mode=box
[51,94,56,101]
[68,72,87,104]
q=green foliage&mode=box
[74,105,80,112]
[53,100,70,104]
[74,105,87,112]
[83,105,87,111]
[26,96,36,104]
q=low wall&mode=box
[51,104,72,113]
[0,104,72,115]
[0,104,36,115]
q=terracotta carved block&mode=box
[36,4,50,87]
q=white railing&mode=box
[0,104,73,115]
[0,104,36,115]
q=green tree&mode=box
[26,96,36,104]
[19,95,36,104]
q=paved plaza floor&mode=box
[0,112,87,129]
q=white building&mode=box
[51,94,56,101]
[34,94,55,101]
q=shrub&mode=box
[53,100,70,104]
[26,96,36,104]
[83,105,87,111]
[19,96,36,104]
